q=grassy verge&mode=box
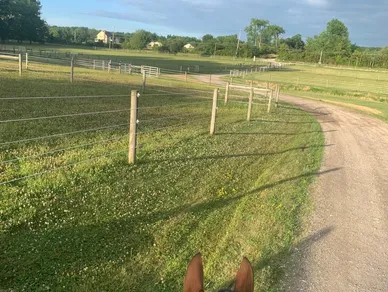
[0,62,324,291]
[281,89,388,122]
[223,64,388,122]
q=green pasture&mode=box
[244,64,388,98]
[225,64,388,122]
[0,61,324,291]
[0,43,264,74]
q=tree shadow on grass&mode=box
[0,162,340,291]
[216,130,337,136]
[0,216,154,290]
[130,167,341,230]
[252,119,336,124]
[142,144,335,164]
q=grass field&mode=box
[246,65,388,96]
[227,64,388,122]
[0,60,324,291]
[1,43,264,74]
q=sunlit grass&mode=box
[0,62,324,291]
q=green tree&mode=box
[168,39,185,54]
[124,30,153,49]
[306,19,351,59]
[284,34,305,50]
[265,25,285,48]
[244,18,269,48]
[202,34,214,42]
[0,0,12,41]
[5,0,48,43]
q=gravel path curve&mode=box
[279,95,388,292]
[193,74,388,291]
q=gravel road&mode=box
[194,74,388,291]
[280,95,388,292]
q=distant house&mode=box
[148,41,163,49]
[95,30,120,44]
[184,43,195,50]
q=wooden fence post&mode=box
[93,60,96,70]
[247,87,253,121]
[267,90,273,113]
[102,60,105,71]
[210,89,218,136]
[225,82,230,104]
[276,85,280,108]
[128,90,138,164]
[25,53,28,70]
[70,57,74,83]
[18,54,22,76]
[209,74,212,85]
[185,71,188,82]
[142,71,146,93]
[119,62,122,74]
[108,60,111,73]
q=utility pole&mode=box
[235,29,242,58]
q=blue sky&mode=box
[40,0,387,47]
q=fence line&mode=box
[0,94,129,100]
[140,113,205,123]
[0,150,127,186]
[1,136,127,164]
[0,123,128,147]
[137,117,210,135]
[0,109,130,124]
[138,101,211,110]
[0,53,284,185]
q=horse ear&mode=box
[234,257,254,292]
[184,253,204,292]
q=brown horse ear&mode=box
[234,257,254,292]
[184,253,204,292]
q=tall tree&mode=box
[0,0,12,41]
[284,34,305,50]
[5,0,48,43]
[202,34,214,42]
[124,30,153,49]
[265,25,285,48]
[306,19,351,58]
[244,18,269,48]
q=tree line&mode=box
[2,1,388,69]
[278,19,388,68]
[0,0,48,43]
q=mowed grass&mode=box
[281,90,388,122]
[226,64,388,122]
[1,43,264,74]
[0,62,324,291]
[245,64,388,97]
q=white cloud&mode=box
[180,0,223,7]
[288,8,302,15]
[305,0,328,7]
